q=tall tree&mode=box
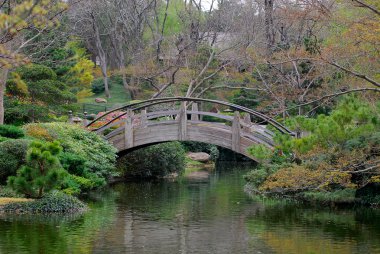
[0,0,66,124]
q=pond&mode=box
[0,163,380,254]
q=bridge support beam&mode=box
[178,102,187,140]
[125,109,134,149]
[232,111,241,153]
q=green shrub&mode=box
[62,174,95,195]
[1,191,87,213]
[59,152,87,176]
[247,144,273,162]
[0,186,23,198]
[24,123,118,183]
[91,75,122,94]
[0,124,25,138]
[91,78,107,94]
[0,139,29,183]
[28,80,76,105]
[0,137,8,142]
[16,64,57,81]
[118,142,186,178]
[7,141,67,198]
[244,163,291,188]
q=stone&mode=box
[187,152,211,163]
[71,117,83,123]
[95,98,107,103]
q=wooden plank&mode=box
[232,111,241,153]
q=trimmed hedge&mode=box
[0,125,24,139]
[1,191,87,213]
[0,139,29,183]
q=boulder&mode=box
[95,98,107,103]
[187,152,211,163]
[71,117,83,123]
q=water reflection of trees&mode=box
[245,201,380,254]
[0,190,119,254]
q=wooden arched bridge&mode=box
[84,97,295,160]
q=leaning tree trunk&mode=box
[0,68,9,125]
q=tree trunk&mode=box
[122,70,135,100]
[91,13,110,98]
[100,60,110,98]
[264,0,275,54]
[0,68,9,125]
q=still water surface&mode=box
[1,163,380,254]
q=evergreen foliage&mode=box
[0,125,24,139]
[0,139,29,183]
[7,141,67,198]
[1,191,87,213]
[246,96,380,202]
[117,142,186,178]
[24,123,117,187]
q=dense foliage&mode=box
[5,64,77,124]
[0,139,29,183]
[245,96,380,204]
[117,142,186,178]
[1,191,87,214]
[0,125,25,139]
[23,123,118,189]
[8,141,67,198]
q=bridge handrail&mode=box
[86,97,295,136]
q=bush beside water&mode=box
[24,123,118,188]
[0,139,29,183]
[0,123,118,213]
[244,97,380,206]
[1,191,87,214]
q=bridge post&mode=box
[125,109,134,149]
[232,111,241,153]
[140,109,147,128]
[191,103,199,121]
[242,113,251,132]
[178,102,187,140]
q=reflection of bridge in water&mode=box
[85,97,295,161]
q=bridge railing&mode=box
[86,97,295,137]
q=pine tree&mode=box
[7,140,67,198]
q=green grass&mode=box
[0,197,33,206]
[82,82,132,109]
[302,189,357,204]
